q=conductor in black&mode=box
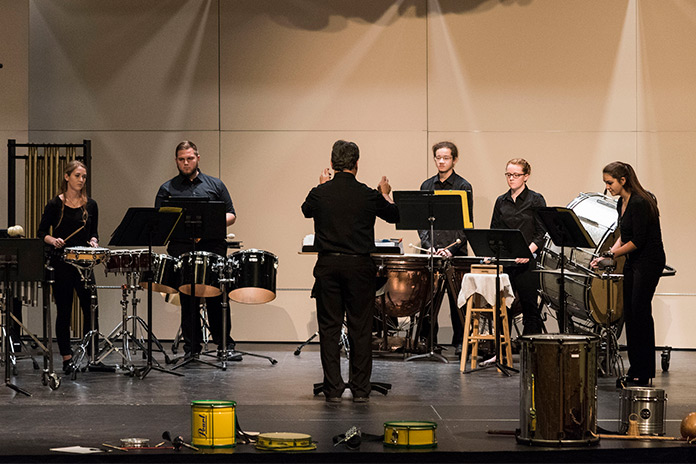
[302,140,399,403]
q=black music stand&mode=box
[0,238,44,396]
[394,191,464,363]
[162,198,230,370]
[536,207,596,334]
[110,207,184,379]
[464,229,531,376]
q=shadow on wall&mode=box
[236,0,534,32]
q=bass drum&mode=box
[539,193,624,326]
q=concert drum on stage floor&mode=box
[538,192,624,326]
[191,400,236,448]
[516,334,599,446]
[227,249,278,304]
[373,254,438,317]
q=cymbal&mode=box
[533,269,589,278]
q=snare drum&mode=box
[373,254,437,317]
[517,334,599,446]
[539,193,625,326]
[226,249,278,304]
[63,246,109,267]
[383,421,437,448]
[104,249,132,274]
[178,251,224,297]
[140,254,180,294]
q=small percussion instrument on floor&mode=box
[191,400,236,448]
[227,249,278,304]
[383,421,437,448]
[619,387,667,436]
[255,432,316,451]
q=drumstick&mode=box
[63,225,85,242]
[409,243,432,253]
[443,238,462,250]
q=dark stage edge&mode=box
[2,343,696,463]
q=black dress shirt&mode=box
[155,169,235,256]
[618,194,665,267]
[490,186,547,252]
[302,172,400,254]
[418,171,473,256]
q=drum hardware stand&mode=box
[68,264,119,378]
[98,275,172,374]
[595,263,625,378]
[108,207,184,380]
[200,274,277,369]
[294,324,349,358]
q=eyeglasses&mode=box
[504,172,525,179]
[435,156,453,161]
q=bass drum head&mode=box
[539,193,624,326]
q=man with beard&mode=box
[155,140,236,360]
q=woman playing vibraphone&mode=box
[37,160,100,374]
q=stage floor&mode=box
[2,342,696,463]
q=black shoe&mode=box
[352,396,369,403]
[62,359,74,374]
[454,344,462,357]
[617,376,651,388]
[325,396,342,403]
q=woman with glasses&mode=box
[590,162,665,388]
[490,158,546,335]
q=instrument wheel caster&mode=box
[48,373,60,390]
[661,347,671,372]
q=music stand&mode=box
[394,191,464,363]
[162,198,230,370]
[535,207,596,334]
[464,229,531,376]
[109,207,184,379]
[0,238,44,396]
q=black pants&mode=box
[179,293,232,354]
[52,260,97,356]
[624,258,663,379]
[507,261,543,335]
[313,255,375,398]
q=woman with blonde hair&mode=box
[38,160,100,374]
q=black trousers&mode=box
[624,258,663,379]
[51,260,97,356]
[313,255,375,398]
[179,293,232,354]
[507,260,543,335]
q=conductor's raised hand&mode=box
[319,168,332,184]
[377,176,392,195]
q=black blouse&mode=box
[618,193,665,266]
[37,196,99,248]
[490,186,547,252]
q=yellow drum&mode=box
[383,421,437,448]
[191,400,236,448]
[255,432,316,451]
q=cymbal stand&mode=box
[407,216,448,363]
[68,263,117,379]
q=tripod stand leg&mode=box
[294,331,318,356]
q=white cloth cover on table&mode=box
[457,273,515,309]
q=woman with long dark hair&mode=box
[591,161,665,387]
[38,160,99,374]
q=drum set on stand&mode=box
[59,246,279,378]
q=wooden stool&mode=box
[459,268,513,373]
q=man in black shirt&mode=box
[155,141,236,358]
[418,141,473,355]
[302,140,399,403]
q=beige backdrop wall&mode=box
[10,0,695,347]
